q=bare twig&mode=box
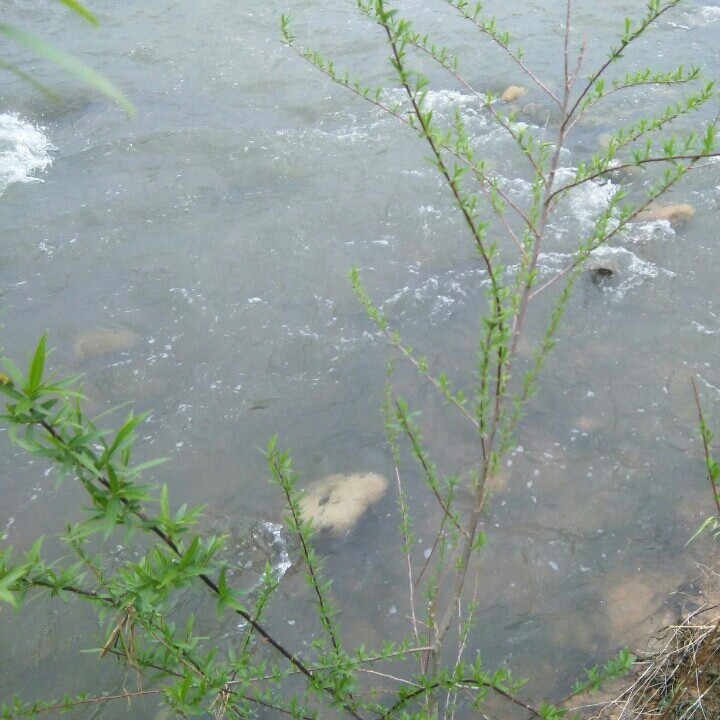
[395,464,421,648]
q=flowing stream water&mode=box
[2,0,720,716]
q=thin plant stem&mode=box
[33,418,365,720]
[394,464,421,649]
[566,0,683,124]
[691,375,720,516]
[446,0,562,107]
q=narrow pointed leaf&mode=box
[0,59,60,101]
[0,23,135,116]
[56,0,98,27]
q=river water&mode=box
[2,0,720,716]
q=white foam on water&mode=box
[381,87,482,110]
[587,245,674,298]
[0,114,54,195]
[691,307,720,335]
[695,373,720,400]
[278,87,497,153]
[257,521,292,580]
[383,269,476,323]
[381,87,492,135]
[627,217,676,245]
[668,5,720,27]
[554,168,620,232]
[692,320,718,335]
[531,245,673,299]
[281,90,482,148]
[699,6,720,23]
[422,89,486,111]
[503,176,533,197]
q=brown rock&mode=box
[637,202,695,225]
[299,472,389,535]
[73,328,139,360]
[574,415,605,433]
[501,85,527,103]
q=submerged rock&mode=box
[637,202,695,225]
[585,248,621,281]
[299,472,389,535]
[501,85,527,103]
[73,328,139,360]
[607,164,642,183]
[515,101,563,127]
[597,132,614,150]
[579,245,672,298]
[202,510,295,584]
[589,265,614,286]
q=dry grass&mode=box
[586,587,720,720]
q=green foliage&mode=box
[575,649,636,694]
[4,1,720,718]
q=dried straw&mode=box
[587,601,720,720]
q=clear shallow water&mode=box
[1,0,720,715]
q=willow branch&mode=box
[287,43,537,242]
[446,0,561,107]
[406,35,545,181]
[547,151,720,207]
[566,1,682,123]
[691,375,720,516]
[530,154,709,300]
[34,418,365,720]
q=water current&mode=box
[2,0,720,716]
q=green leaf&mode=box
[0,23,135,116]
[126,457,169,477]
[2,357,26,389]
[106,411,146,458]
[27,537,45,562]
[69,449,100,476]
[103,497,119,539]
[160,483,170,520]
[0,564,29,607]
[0,59,60,101]
[56,0,99,27]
